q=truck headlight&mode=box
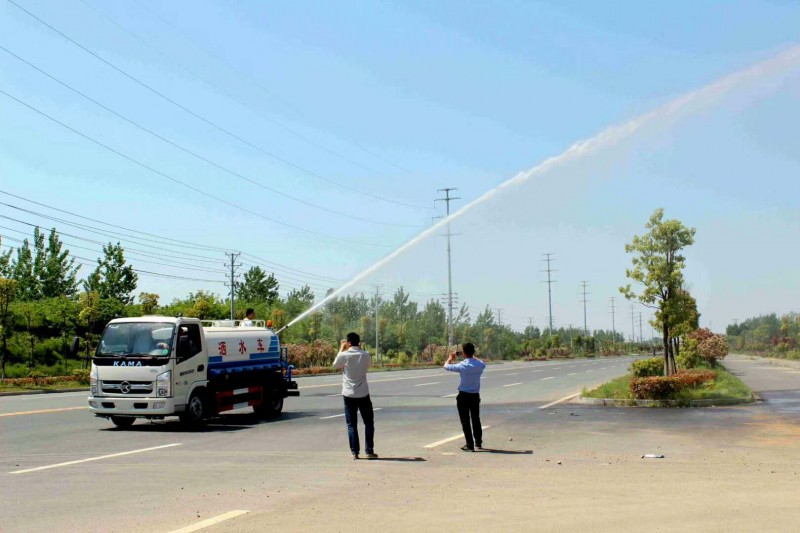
[90,366,99,395]
[156,370,171,397]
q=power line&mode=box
[76,0,413,186]
[0,44,423,229]
[0,214,334,292]
[6,0,423,209]
[0,88,389,248]
[0,190,342,284]
[130,0,414,176]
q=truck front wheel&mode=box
[180,390,208,426]
[110,416,135,429]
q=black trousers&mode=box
[456,391,482,448]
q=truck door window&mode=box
[177,324,202,362]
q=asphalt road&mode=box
[0,356,638,532]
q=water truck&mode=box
[83,316,298,428]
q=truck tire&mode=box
[180,389,208,426]
[254,393,284,419]
[110,416,135,428]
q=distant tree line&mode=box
[726,313,800,359]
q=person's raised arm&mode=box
[444,350,459,371]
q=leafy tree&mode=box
[236,266,279,305]
[39,228,80,298]
[0,278,16,379]
[10,238,37,300]
[84,242,138,304]
[0,236,13,278]
[620,208,696,375]
[138,292,160,315]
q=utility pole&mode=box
[610,297,617,339]
[580,281,589,336]
[435,188,460,348]
[527,317,534,338]
[630,304,636,343]
[496,308,503,328]
[541,253,557,335]
[374,285,381,364]
[638,313,644,343]
[224,251,241,320]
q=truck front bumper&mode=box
[88,396,179,417]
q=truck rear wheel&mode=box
[254,394,284,419]
[110,416,135,429]
[180,390,208,426]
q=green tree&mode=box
[236,266,279,305]
[0,278,17,379]
[39,228,80,298]
[138,292,160,315]
[620,208,696,375]
[84,242,138,304]
[10,237,38,300]
[0,236,13,278]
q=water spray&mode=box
[279,45,800,333]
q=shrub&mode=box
[698,335,728,364]
[630,357,663,378]
[676,369,717,388]
[73,369,91,385]
[433,352,445,365]
[629,370,717,400]
[396,353,409,367]
[677,338,703,369]
[630,375,683,399]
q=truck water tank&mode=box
[203,327,281,377]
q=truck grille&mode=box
[100,380,153,395]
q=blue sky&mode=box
[1,0,798,335]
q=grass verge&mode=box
[582,365,753,403]
[0,380,88,394]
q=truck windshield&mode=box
[97,323,175,357]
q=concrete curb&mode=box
[0,387,89,397]
[578,394,756,407]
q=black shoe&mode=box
[365,452,378,459]
[476,443,483,450]
[352,453,359,460]
[460,445,474,452]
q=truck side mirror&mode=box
[69,336,80,358]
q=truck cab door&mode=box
[173,323,205,407]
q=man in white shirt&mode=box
[332,332,377,460]
[240,308,255,327]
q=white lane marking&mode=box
[423,426,491,448]
[540,376,555,381]
[504,373,519,376]
[414,382,441,387]
[530,370,543,373]
[168,510,250,533]
[441,393,457,398]
[320,408,382,420]
[539,393,580,409]
[9,443,182,474]
[0,406,88,417]
[503,382,523,387]
[567,373,577,376]
[586,370,593,373]
[326,393,341,397]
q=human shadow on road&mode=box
[474,448,533,455]
[361,457,426,462]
